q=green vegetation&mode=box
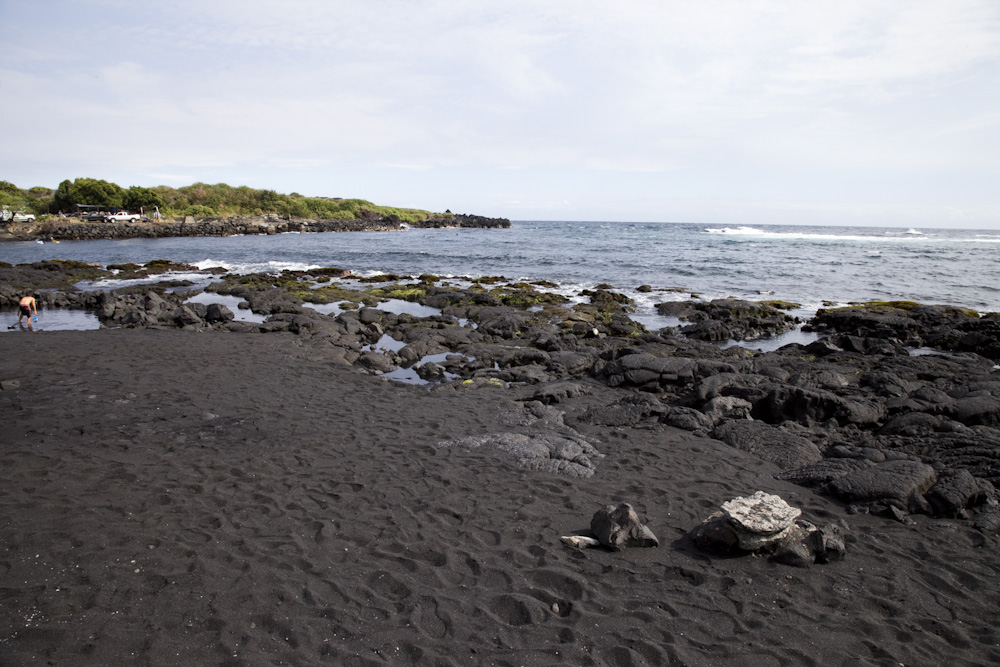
[0,180,53,215]
[2,178,451,221]
[816,300,921,317]
[489,283,569,309]
[846,300,920,311]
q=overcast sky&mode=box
[2,1,998,227]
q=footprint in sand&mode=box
[412,595,449,639]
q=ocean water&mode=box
[2,223,999,330]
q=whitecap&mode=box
[704,226,766,235]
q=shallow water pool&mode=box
[1,309,101,332]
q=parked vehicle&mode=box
[11,211,35,222]
[104,211,142,222]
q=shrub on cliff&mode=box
[5,178,456,222]
[53,178,125,211]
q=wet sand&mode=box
[1,329,998,666]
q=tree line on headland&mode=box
[0,178,451,223]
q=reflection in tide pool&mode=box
[305,298,443,320]
[383,352,467,386]
[720,327,821,352]
[364,334,407,353]
[378,299,443,318]
[304,302,344,317]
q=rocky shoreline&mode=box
[0,212,511,242]
[3,259,999,536]
[4,258,1000,665]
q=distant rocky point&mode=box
[0,212,511,242]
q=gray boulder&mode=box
[205,303,235,323]
[764,385,886,426]
[578,395,666,428]
[770,521,847,567]
[712,420,823,470]
[938,394,1000,427]
[925,469,993,518]
[776,458,875,487]
[172,305,203,327]
[590,503,659,550]
[689,492,847,566]
[720,491,801,551]
[357,351,398,374]
[701,396,753,425]
[661,406,715,433]
[434,432,604,478]
[826,459,938,506]
[530,381,594,405]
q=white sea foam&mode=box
[703,226,945,243]
[5,221,998,315]
[193,259,322,274]
[76,271,214,291]
[704,226,766,235]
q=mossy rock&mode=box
[301,284,367,304]
[2,260,111,288]
[213,272,301,290]
[931,305,980,318]
[580,288,634,307]
[758,300,801,311]
[38,259,100,271]
[489,285,569,309]
[846,300,920,311]
[144,259,199,274]
[369,284,428,302]
[357,273,409,283]
[533,304,574,320]
[311,267,352,278]
[472,276,510,285]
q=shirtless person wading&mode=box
[18,295,38,328]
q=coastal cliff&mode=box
[0,212,511,242]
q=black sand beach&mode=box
[2,328,999,666]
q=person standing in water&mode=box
[17,294,37,330]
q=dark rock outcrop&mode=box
[2,214,511,242]
[656,298,799,341]
[808,302,1000,360]
[826,459,938,506]
[711,420,824,471]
